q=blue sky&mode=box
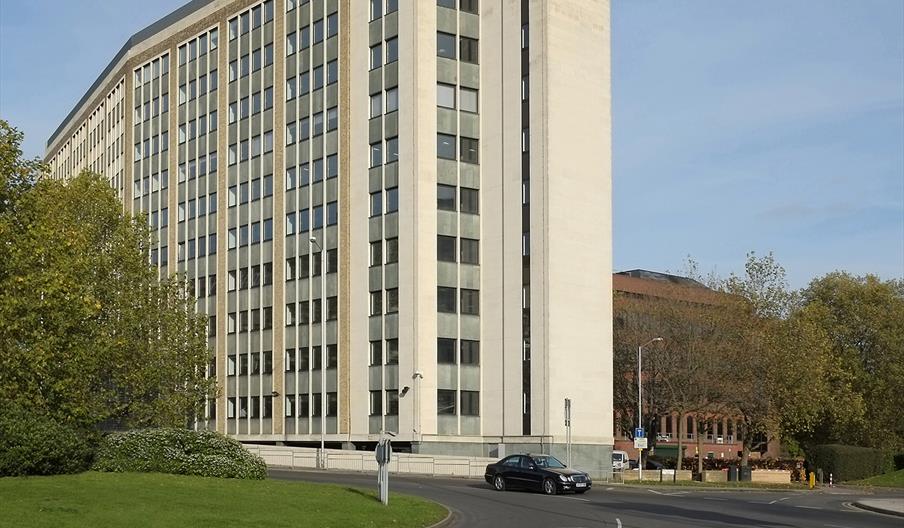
[1,0,901,289]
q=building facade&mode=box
[45,0,614,474]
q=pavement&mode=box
[853,498,904,517]
[270,468,904,528]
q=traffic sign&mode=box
[634,437,648,449]
[634,427,645,438]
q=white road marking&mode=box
[647,489,665,495]
[606,487,614,491]
[616,518,622,528]
[795,505,822,510]
[769,497,791,505]
[703,497,727,501]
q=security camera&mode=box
[309,236,317,243]
[413,371,423,379]
[400,386,410,397]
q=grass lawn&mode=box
[849,469,904,488]
[0,472,447,528]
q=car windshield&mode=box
[531,455,566,468]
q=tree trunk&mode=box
[676,413,684,482]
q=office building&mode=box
[45,0,614,474]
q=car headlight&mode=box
[559,475,570,482]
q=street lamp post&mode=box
[310,236,326,469]
[638,337,663,481]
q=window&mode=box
[438,390,456,415]
[438,287,456,313]
[437,134,456,160]
[385,137,399,163]
[287,77,296,100]
[286,303,296,326]
[438,338,456,363]
[287,32,297,55]
[461,187,479,214]
[437,235,456,262]
[461,339,479,365]
[327,60,338,85]
[522,128,530,153]
[461,238,479,264]
[522,232,530,256]
[461,288,479,315]
[386,391,399,415]
[460,37,479,64]
[370,290,383,315]
[461,390,479,415]
[460,87,478,113]
[370,0,381,20]
[521,23,529,49]
[521,75,529,101]
[385,237,399,263]
[370,43,382,70]
[370,390,382,415]
[327,13,338,38]
[369,340,382,365]
[460,137,479,164]
[385,87,399,112]
[370,92,382,118]
[437,83,455,108]
[437,32,456,59]
[437,184,456,210]
[385,288,399,313]
[460,0,478,14]
[386,187,399,213]
[326,106,338,131]
[370,241,383,266]
[385,338,399,364]
[437,0,455,8]
[385,37,398,63]
[370,191,382,217]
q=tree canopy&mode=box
[0,120,214,430]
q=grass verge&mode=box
[0,471,447,528]
[848,469,904,488]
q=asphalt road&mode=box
[270,468,904,528]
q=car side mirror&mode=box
[528,465,536,470]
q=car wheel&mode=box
[542,478,557,495]
[493,475,506,492]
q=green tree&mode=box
[716,253,833,466]
[0,120,215,430]
[799,273,904,450]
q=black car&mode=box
[484,454,592,495]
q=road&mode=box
[270,468,903,528]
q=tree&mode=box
[798,273,904,450]
[0,120,215,430]
[716,253,833,466]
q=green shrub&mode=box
[0,406,99,476]
[808,444,892,481]
[92,428,267,479]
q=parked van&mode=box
[612,450,629,471]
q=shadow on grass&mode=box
[344,487,380,503]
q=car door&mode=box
[520,456,545,491]
[498,456,523,488]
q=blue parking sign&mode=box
[635,427,645,438]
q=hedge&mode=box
[808,444,892,481]
[92,428,267,480]
[0,406,99,476]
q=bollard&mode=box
[829,473,833,487]
[808,472,815,489]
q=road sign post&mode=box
[375,434,393,505]
[634,431,647,481]
[564,398,572,467]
